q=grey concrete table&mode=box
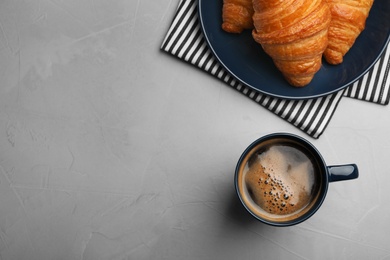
[0,0,389,259]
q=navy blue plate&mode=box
[199,0,390,100]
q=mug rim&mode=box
[234,132,329,227]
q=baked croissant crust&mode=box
[222,0,254,33]
[324,0,374,65]
[252,0,331,87]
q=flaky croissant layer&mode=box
[324,0,374,65]
[252,0,331,87]
[222,0,254,34]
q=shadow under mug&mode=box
[234,133,359,227]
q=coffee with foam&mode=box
[237,139,322,222]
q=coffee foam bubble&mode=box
[244,145,315,217]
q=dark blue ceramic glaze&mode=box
[199,0,390,99]
[234,133,359,226]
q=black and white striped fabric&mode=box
[161,0,390,138]
[344,44,390,103]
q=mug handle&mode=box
[327,164,359,182]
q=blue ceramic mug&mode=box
[235,133,358,227]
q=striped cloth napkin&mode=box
[161,0,390,138]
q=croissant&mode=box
[222,0,254,33]
[324,0,374,65]
[252,0,331,87]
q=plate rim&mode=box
[198,0,390,100]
